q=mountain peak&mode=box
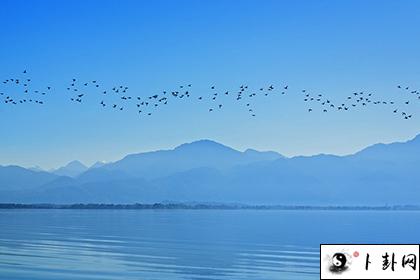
[351,134,420,161]
[52,160,88,177]
[244,148,283,160]
[65,160,87,169]
[28,165,45,172]
[174,139,237,152]
[90,161,106,169]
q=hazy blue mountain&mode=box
[0,135,419,205]
[350,134,420,163]
[24,177,149,204]
[101,140,284,179]
[0,165,58,191]
[52,160,88,177]
[28,165,45,172]
[76,168,135,184]
[0,165,59,203]
[89,161,106,169]
[243,148,283,161]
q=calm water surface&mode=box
[1,209,419,279]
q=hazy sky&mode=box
[1,0,420,169]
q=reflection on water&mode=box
[0,209,419,279]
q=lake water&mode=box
[0,209,419,279]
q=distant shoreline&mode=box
[0,203,419,211]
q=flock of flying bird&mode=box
[0,70,418,120]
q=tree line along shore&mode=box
[0,203,419,210]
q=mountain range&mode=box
[1,136,419,205]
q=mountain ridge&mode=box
[0,135,419,205]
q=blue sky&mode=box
[1,0,420,169]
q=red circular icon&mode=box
[353,251,359,257]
